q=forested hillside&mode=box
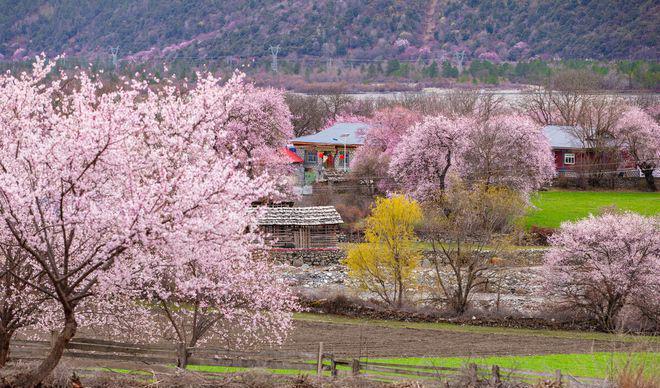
[1,0,657,62]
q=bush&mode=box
[528,225,555,245]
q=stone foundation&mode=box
[269,248,345,266]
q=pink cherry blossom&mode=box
[543,213,660,331]
[389,115,468,200]
[351,107,421,191]
[0,56,297,384]
[614,106,660,191]
[457,114,556,195]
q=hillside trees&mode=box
[543,213,660,331]
[0,58,296,385]
[344,195,422,307]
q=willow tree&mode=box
[344,195,422,307]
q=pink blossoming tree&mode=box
[458,114,555,195]
[614,106,660,191]
[389,116,468,200]
[351,107,421,191]
[0,58,296,385]
[389,114,554,200]
[542,213,660,331]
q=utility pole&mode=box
[110,46,119,71]
[453,50,465,74]
[269,45,280,73]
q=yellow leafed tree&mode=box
[343,195,422,307]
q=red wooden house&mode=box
[542,125,637,177]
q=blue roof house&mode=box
[290,122,369,172]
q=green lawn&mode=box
[366,352,660,380]
[525,190,660,228]
[94,352,659,381]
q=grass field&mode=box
[525,190,660,228]
[90,351,660,381]
[365,352,660,379]
[147,352,660,380]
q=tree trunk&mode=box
[642,168,657,192]
[14,313,77,387]
[0,330,12,367]
[177,342,191,369]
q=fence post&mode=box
[330,354,337,378]
[491,365,501,385]
[555,369,562,385]
[468,363,478,386]
[351,359,360,376]
[316,342,324,377]
[50,330,58,348]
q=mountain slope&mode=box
[1,0,657,62]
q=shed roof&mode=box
[542,125,585,149]
[258,206,343,226]
[291,122,369,146]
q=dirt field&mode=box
[269,318,658,359]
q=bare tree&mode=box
[285,94,328,137]
[522,70,623,186]
[318,92,355,122]
[422,180,525,315]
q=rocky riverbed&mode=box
[281,263,551,317]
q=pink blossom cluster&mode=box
[388,114,555,199]
[614,106,660,172]
[0,56,297,360]
[350,107,421,190]
[543,213,660,329]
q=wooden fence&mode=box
[10,338,608,386]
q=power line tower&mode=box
[453,50,465,74]
[269,45,280,73]
[110,46,119,71]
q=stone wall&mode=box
[269,248,345,266]
[553,176,649,190]
[421,248,546,266]
[271,247,546,267]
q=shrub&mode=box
[528,225,555,245]
[343,195,422,307]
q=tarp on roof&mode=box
[543,125,585,149]
[281,148,303,163]
[291,122,369,146]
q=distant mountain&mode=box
[1,0,658,62]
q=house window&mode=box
[564,153,575,165]
[305,150,317,163]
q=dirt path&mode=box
[422,0,439,46]
[270,319,657,359]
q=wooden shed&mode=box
[258,206,343,249]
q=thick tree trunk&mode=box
[177,342,191,369]
[642,168,657,192]
[14,313,77,387]
[0,330,12,367]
